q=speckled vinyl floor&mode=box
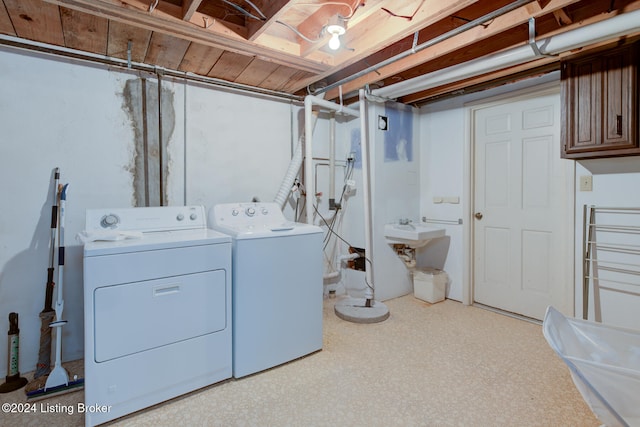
[1,296,599,427]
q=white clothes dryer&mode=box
[83,205,231,426]
[209,202,323,378]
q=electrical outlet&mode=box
[579,175,593,192]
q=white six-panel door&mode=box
[472,90,572,320]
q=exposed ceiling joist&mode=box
[319,0,581,99]
[182,0,203,21]
[3,0,638,105]
[43,0,332,73]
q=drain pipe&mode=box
[329,113,336,210]
[333,91,390,323]
[303,95,359,224]
[374,8,640,99]
[358,88,375,305]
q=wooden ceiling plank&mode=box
[178,42,224,75]
[4,0,64,45]
[60,7,108,54]
[278,69,315,92]
[246,0,292,42]
[107,20,152,62]
[145,31,191,70]
[259,64,302,91]
[42,0,330,74]
[319,0,582,99]
[182,0,203,21]
[0,1,16,35]
[207,50,255,81]
[234,58,281,87]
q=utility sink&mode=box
[384,223,445,248]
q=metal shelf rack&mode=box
[583,205,640,321]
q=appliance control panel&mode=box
[85,205,207,232]
[210,202,289,229]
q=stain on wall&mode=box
[122,76,175,206]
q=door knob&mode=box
[474,212,483,220]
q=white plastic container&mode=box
[413,268,447,304]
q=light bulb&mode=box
[326,24,345,51]
[329,33,341,50]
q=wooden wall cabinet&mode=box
[561,42,639,159]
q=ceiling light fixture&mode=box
[327,24,345,50]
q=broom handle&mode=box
[54,184,68,320]
[44,168,60,312]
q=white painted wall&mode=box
[0,47,301,378]
[420,72,640,330]
[4,43,638,382]
[185,83,296,208]
[419,73,562,302]
[574,159,640,330]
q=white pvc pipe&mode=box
[374,9,640,99]
[329,113,336,203]
[358,89,374,301]
[304,94,359,224]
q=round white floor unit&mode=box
[334,297,390,324]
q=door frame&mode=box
[462,83,576,315]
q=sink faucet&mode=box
[397,218,415,229]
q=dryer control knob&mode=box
[100,214,120,228]
[232,209,239,216]
[246,207,256,217]
[261,208,269,215]
[177,213,185,221]
[190,213,197,220]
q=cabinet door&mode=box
[562,58,601,154]
[562,42,639,159]
[602,46,637,148]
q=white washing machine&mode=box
[209,202,323,378]
[83,205,231,426]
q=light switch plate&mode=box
[579,175,592,191]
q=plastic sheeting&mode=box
[543,306,640,427]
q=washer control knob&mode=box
[246,207,256,217]
[232,209,239,216]
[177,213,185,221]
[190,213,197,221]
[100,214,120,229]
[261,208,269,215]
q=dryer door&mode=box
[93,269,227,362]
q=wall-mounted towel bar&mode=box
[422,217,462,225]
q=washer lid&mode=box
[209,202,322,238]
[212,221,322,239]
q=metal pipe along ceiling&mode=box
[374,8,640,99]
